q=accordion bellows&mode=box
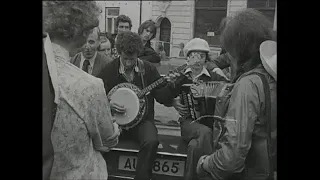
[179,81,230,128]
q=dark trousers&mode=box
[180,118,213,180]
[120,120,159,180]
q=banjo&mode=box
[107,62,189,130]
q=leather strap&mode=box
[138,58,146,89]
[247,72,274,179]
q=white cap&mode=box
[260,40,277,81]
[184,38,210,57]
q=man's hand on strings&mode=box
[110,100,126,114]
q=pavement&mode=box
[154,102,180,126]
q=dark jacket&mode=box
[42,33,56,180]
[163,68,230,108]
[97,58,180,122]
[139,42,161,64]
[173,68,230,94]
[207,52,236,81]
[70,52,113,77]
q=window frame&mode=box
[247,0,276,9]
[247,0,276,23]
[194,1,228,48]
[105,7,120,34]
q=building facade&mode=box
[96,0,277,58]
[96,1,153,34]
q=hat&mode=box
[184,38,210,57]
[260,40,277,81]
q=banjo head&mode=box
[109,87,140,125]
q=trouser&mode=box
[120,120,159,180]
[180,118,213,180]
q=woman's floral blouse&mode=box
[44,35,119,180]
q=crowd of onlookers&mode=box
[43,1,277,180]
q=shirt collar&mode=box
[119,58,140,74]
[43,34,62,104]
[80,51,97,66]
[184,67,211,80]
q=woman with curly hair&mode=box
[43,1,120,180]
[196,9,277,180]
[98,31,181,180]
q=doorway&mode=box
[159,18,171,57]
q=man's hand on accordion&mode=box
[172,97,190,117]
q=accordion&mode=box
[179,81,230,128]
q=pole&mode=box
[139,0,142,26]
[273,1,277,31]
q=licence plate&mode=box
[118,155,185,177]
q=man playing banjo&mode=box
[97,31,181,180]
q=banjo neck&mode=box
[137,63,188,98]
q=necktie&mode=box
[82,60,90,73]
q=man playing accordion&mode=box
[166,38,229,180]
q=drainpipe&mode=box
[273,1,277,31]
[139,0,142,25]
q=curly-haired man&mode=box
[196,9,277,180]
[110,14,133,60]
[43,1,120,179]
[98,31,181,180]
[116,14,132,34]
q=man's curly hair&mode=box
[220,8,273,81]
[115,32,143,55]
[138,20,157,40]
[115,15,132,29]
[43,1,101,42]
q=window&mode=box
[105,7,120,34]
[194,0,228,47]
[195,0,228,7]
[247,0,276,23]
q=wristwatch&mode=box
[200,155,211,175]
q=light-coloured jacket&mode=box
[202,65,277,180]
[44,35,119,180]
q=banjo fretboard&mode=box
[137,63,188,98]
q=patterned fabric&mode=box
[111,47,120,60]
[118,58,140,82]
[184,67,211,83]
[44,35,119,180]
